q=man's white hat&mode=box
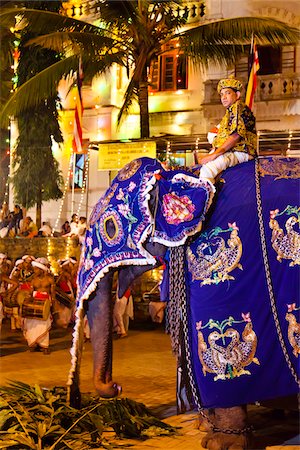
[32,260,48,272]
[15,259,23,266]
[36,257,50,267]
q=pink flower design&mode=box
[93,248,101,257]
[128,181,136,192]
[196,321,202,330]
[85,259,94,270]
[162,192,195,225]
[116,188,125,201]
[117,203,130,217]
[228,222,239,231]
[86,237,93,247]
[270,209,279,219]
[287,303,296,312]
[242,312,251,322]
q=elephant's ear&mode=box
[76,157,163,304]
[151,172,215,247]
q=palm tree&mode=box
[0,0,64,227]
[0,1,299,138]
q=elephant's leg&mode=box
[200,406,252,450]
[87,272,120,398]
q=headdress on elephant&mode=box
[217,76,243,93]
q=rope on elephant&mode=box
[167,246,185,355]
[255,158,300,386]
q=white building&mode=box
[11,0,300,229]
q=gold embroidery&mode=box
[259,158,300,180]
[197,320,259,381]
[187,225,243,285]
[269,207,300,266]
[118,159,142,181]
[286,312,300,358]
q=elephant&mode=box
[68,156,300,449]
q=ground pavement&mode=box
[0,319,299,450]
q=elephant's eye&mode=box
[104,217,118,239]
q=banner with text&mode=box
[98,141,156,171]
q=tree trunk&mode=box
[138,68,150,138]
[36,188,42,229]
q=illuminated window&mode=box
[149,41,188,92]
[235,45,296,77]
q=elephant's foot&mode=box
[199,407,252,450]
[94,380,122,398]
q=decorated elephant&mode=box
[68,156,300,449]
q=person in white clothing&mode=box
[113,288,134,338]
[22,260,55,354]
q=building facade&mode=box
[11,0,300,228]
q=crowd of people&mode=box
[0,251,137,353]
[0,253,85,354]
[0,204,87,243]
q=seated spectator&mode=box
[19,216,38,238]
[78,216,87,244]
[38,221,52,237]
[0,202,10,229]
[63,214,79,238]
[61,220,71,236]
[6,205,23,237]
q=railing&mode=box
[257,74,300,101]
[203,73,300,105]
[154,131,300,157]
[61,1,206,22]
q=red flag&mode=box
[72,59,84,153]
[245,40,260,110]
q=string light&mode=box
[286,130,293,156]
[52,152,73,234]
[76,148,90,216]
[65,236,72,260]
[166,141,171,163]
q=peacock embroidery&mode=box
[269,206,300,266]
[258,158,300,180]
[286,304,300,357]
[187,223,243,285]
[196,315,260,381]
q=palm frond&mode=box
[117,77,138,126]
[0,56,78,125]
[0,7,100,35]
[179,17,300,66]
[0,382,178,449]
[178,17,300,53]
[27,31,125,58]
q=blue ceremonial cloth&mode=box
[186,157,300,409]
[77,157,213,302]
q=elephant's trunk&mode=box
[87,272,121,398]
